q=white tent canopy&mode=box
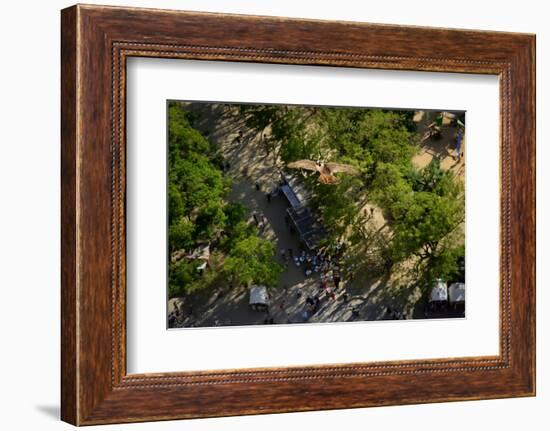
[429,279,448,302]
[249,285,269,306]
[448,282,465,304]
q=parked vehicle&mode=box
[249,285,269,312]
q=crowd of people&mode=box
[286,245,345,278]
[231,166,357,324]
[255,241,360,324]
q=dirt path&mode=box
[412,110,466,177]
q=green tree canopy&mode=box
[242,105,464,288]
[168,102,285,298]
[223,236,283,288]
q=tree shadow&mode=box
[182,102,248,142]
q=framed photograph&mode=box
[61,4,535,425]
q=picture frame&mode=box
[61,4,535,425]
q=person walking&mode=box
[455,128,464,160]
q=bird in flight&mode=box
[286,160,359,184]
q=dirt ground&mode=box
[412,110,466,175]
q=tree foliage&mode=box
[223,236,283,288]
[241,105,465,289]
[169,100,465,303]
[168,102,283,298]
[372,159,464,281]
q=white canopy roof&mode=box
[429,279,448,302]
[249,285,269,306]
[449,282,465,304]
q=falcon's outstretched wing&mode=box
[287,159,321,172]
[325,162,359,175]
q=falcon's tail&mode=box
[318,173,338,184]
